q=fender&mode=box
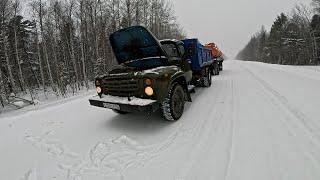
[169,71,192,102]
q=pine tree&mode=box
[268,13,288,64]
[282,23,306,64]
[257,26,268,62]
[311,14,320,64]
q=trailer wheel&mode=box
[113,110,129,114]
[212,62,219,76]
[210,65,216,76]
[215,65,220,75]
[203,68,212,87]
[210,67,215,76]
[219,63,223,71]
[161,83,185,121]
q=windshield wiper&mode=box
[123,56,166,65]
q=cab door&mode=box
[176,43,192,82]
[161,41,192,82]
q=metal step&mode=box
[188,85,196,93]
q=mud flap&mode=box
[185,85,193,102]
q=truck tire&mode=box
[161,83,185,121]
[203,68,212,87]
[212,63,219,76]
[215,66,220,75]
[210,66,215,76]
[113,110,129,114]
[219,63,223,71]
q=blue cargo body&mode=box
[182,39,214,71]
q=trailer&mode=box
[181,38,217,86]
[205,42,224,71]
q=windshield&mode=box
[186,44,196,58]
[124,57,168,70]
[161,43,179,58]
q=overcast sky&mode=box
[173,0,312,57]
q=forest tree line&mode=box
[236,1,320,65]
[0,0,185,106]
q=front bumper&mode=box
[89,95,159,113]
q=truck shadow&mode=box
[105,71,223,133]
[105,90,199,134]
[106,110,174,134]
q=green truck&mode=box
[89,26,216,121]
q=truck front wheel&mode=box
[161,83,185,121]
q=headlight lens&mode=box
[96,87,102,94]
[145,87,154,96]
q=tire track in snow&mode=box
[244,66,320,141]
[25,131,79,159]
[23,84,226,180]
[250,62,320,82]
[175,79,233,179]
[25,131,182,180]
[243,63,320,135]
[224,80,237,180]
[255,79,318,179]
[175,78,226,144]
[26,96,225,180]
[243,65,320,168]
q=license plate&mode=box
[103,103,120,110]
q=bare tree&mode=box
[79,0,89,89]
[66,0,80,91]
[0,0,16,94]
[38,0,55,92]
[12,0,25,92]
[0,0,186,108]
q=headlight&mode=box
[145,79,152,86]
[96,87,102,94]
[95,80,101,86]
[145,87,154,96]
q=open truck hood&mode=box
[110,26,166,64]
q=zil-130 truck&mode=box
[89,26,217,121]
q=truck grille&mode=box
[102,76,139,97]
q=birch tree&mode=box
[12,1,25,92]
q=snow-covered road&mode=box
[1,60,320,180]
